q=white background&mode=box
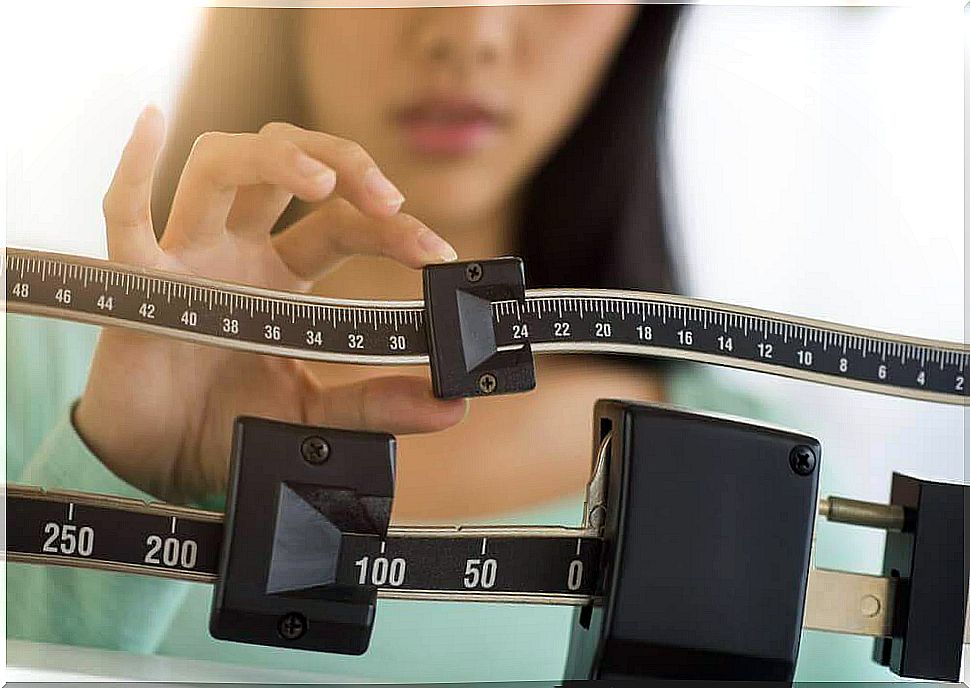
[669,4,964,567]
[3,2,966,681]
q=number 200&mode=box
[145,535,197,569]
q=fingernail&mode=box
[309,168,337,193]
[295,152,329,177]
[418,230,458,262]
[128,105,164,151]
[132,105,158,135]
[364,168,405,208]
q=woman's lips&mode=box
[394,99,509,157]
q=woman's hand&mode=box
[74,106,466,504]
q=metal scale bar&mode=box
[4,483,899,639]
[5,248,966,404]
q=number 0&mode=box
[567,560,583,591]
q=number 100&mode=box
[355,555,406,587]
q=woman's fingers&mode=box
[161,132,338,248]
[273,197,457,280]
[225,182,294,237]
[307,375,468,435]
[163,123,408,246]
[259,122,406,218]
[102,106,166,265]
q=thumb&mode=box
[306,375,468,435]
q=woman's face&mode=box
[298,5,637,233]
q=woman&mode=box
[7,5,758,680]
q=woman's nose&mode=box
[411,7,513,70]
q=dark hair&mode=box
[518,7,681,292]
[153,6,682,293]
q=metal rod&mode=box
[819,496,905,531]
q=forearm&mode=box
[8,401,194,651]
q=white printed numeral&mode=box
[55,288,72,304]
[264,324,281,341]
[355,556,406,587]
[11,282,29,298]
[145,535,198,569]
[567,560,584,591]
[43,522,94,557]
[463,558,497,589]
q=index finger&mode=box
[102,106,166,266]
[259,122,405,219]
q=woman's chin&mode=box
[398,177,511,236]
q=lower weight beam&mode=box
[4,483,892,633]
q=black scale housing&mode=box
[874,473,968,681]
[566,400,820,681]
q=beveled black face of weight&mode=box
[423,258,536,399]
[209,417,396,655]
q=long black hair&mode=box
[518,7,681,293]
[153,6,683,294]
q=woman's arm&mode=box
[312,355,666,522]
[6,314,195,651]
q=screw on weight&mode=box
[301,436,330,464]
[789,445,817,476]
[277,611,308,640]
[465,262,483,282]
[477,373,497,394]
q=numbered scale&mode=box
[6,484,600,603]
[4,249,969,681]
[6,408,964,681]
[4,249,966,403]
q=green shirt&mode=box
[5,313,894,681]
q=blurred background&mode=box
[3,1,965,682]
